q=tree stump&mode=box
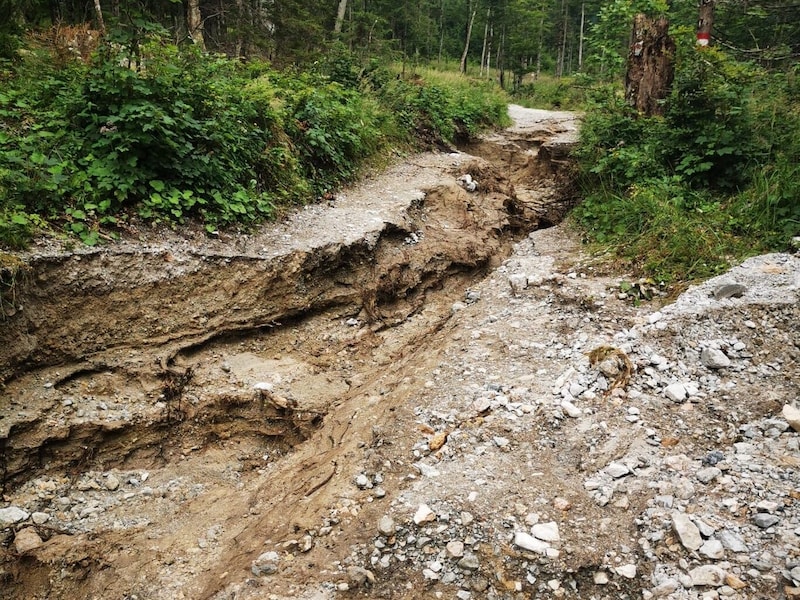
[625,14,675,116]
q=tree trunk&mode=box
[334,0,348,34]
[578,2,585,70]
[93,0,106,35]
[697,0,714,46]
[187,0,205,48]
[479,7,490,76]
[460,8,477,75]
[625,14,676,116]
[556,0,568,77]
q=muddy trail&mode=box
[2,107,800,600]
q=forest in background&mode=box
[0,0,798,282]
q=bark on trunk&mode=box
[697,0,714,46]
[625,14,676,116]
[460,9,477,74]
[334,0,348,34]
[93,0,106,35]
[479,7,490,76]
[187,0,205,48]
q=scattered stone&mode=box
[0,506,29,527]
[493,436,510,448]
[689,565,727,587]
[696,467,721,484]
[251,551,279,576]
[13,528,43,554]
[31,512,50,525]
[105,473,120,491]
[783,405,800,433]
[413,504,436,525]
[429,431,448,452]
[700,538,725,559]
[560,399,581,418]
[553,497,571,511]
[446,541,465,558]
[701,347,731,369]
[355,474,370,489]
[531,522,560,543]
[724,573,747,590]
[651,579,680,597]
[514,531,550,554]
[665,383,688,402]
[457,553,480,570]
[593,571,609,585]
[615,564,637,579]
[713,283,747,300]
[605,462,630,478]
[377,515,396,536]
[672,512,702,551]
[752,513,780,529]
[347,566,375,587]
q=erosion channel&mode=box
[2,106,799,600]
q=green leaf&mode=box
[150,180,166,192]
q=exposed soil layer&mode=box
[2,107,797,600]
[0,108,580,598]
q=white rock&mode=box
[413,504,436,525]
[672,512,702,551]
[615,564,637,579]
[560,399,582,418]
[378,515,396,536]
[446,540,465,558]
[0,506,29,526]
[514,531,550,554]
[105,473,120,491]
[664,383,688,402]
[647,312,664,324]
[31,512,50,525]
[605,462,630,478]
[700,538,725,559]
[593,571,609,585]
[531,522,560,543]
[689,565,727,587]
[701,347,731,369]
[251,551,280,576]
[783,404,800,432]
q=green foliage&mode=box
[574,42,800,283]
[0,36,509,248]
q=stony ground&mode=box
[1,107,799,600]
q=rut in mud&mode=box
[0,108,580,598]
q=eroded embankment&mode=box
[0,111,580,600]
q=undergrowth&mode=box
[572,43,800,284]
[0,35,509,248]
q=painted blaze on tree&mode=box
[624,14,675,117]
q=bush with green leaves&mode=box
[574,42,799,283]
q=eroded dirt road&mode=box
[2,107,799,600]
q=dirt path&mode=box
[2,107,799,600]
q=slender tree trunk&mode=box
[625,14,676,116]
[93,0,106,35]
[187,0,205,48]
[479,7,490,76]
[557,0,568,77]
[460,8,477,75]
[438,0,445,65]
[578,2,585,70]
[334,0,348,34]
[697,0,714,46]
[536,15,544,77]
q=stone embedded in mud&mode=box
[347,566,375,587]
[513,531,550,554]
[615,564,637,579]
[13,528,43,554]
[251,551,279,576]
[105,473,120,491]
[31,512,50,525]
[446,541,465,558]
[664,383,688,402]
[377,515,396,537]
[752,513,780,529]
[713,283,747,300]
[0,506,29,527]
[457,553,480,570]
[531,522,560,543]
[699,538,725,559]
